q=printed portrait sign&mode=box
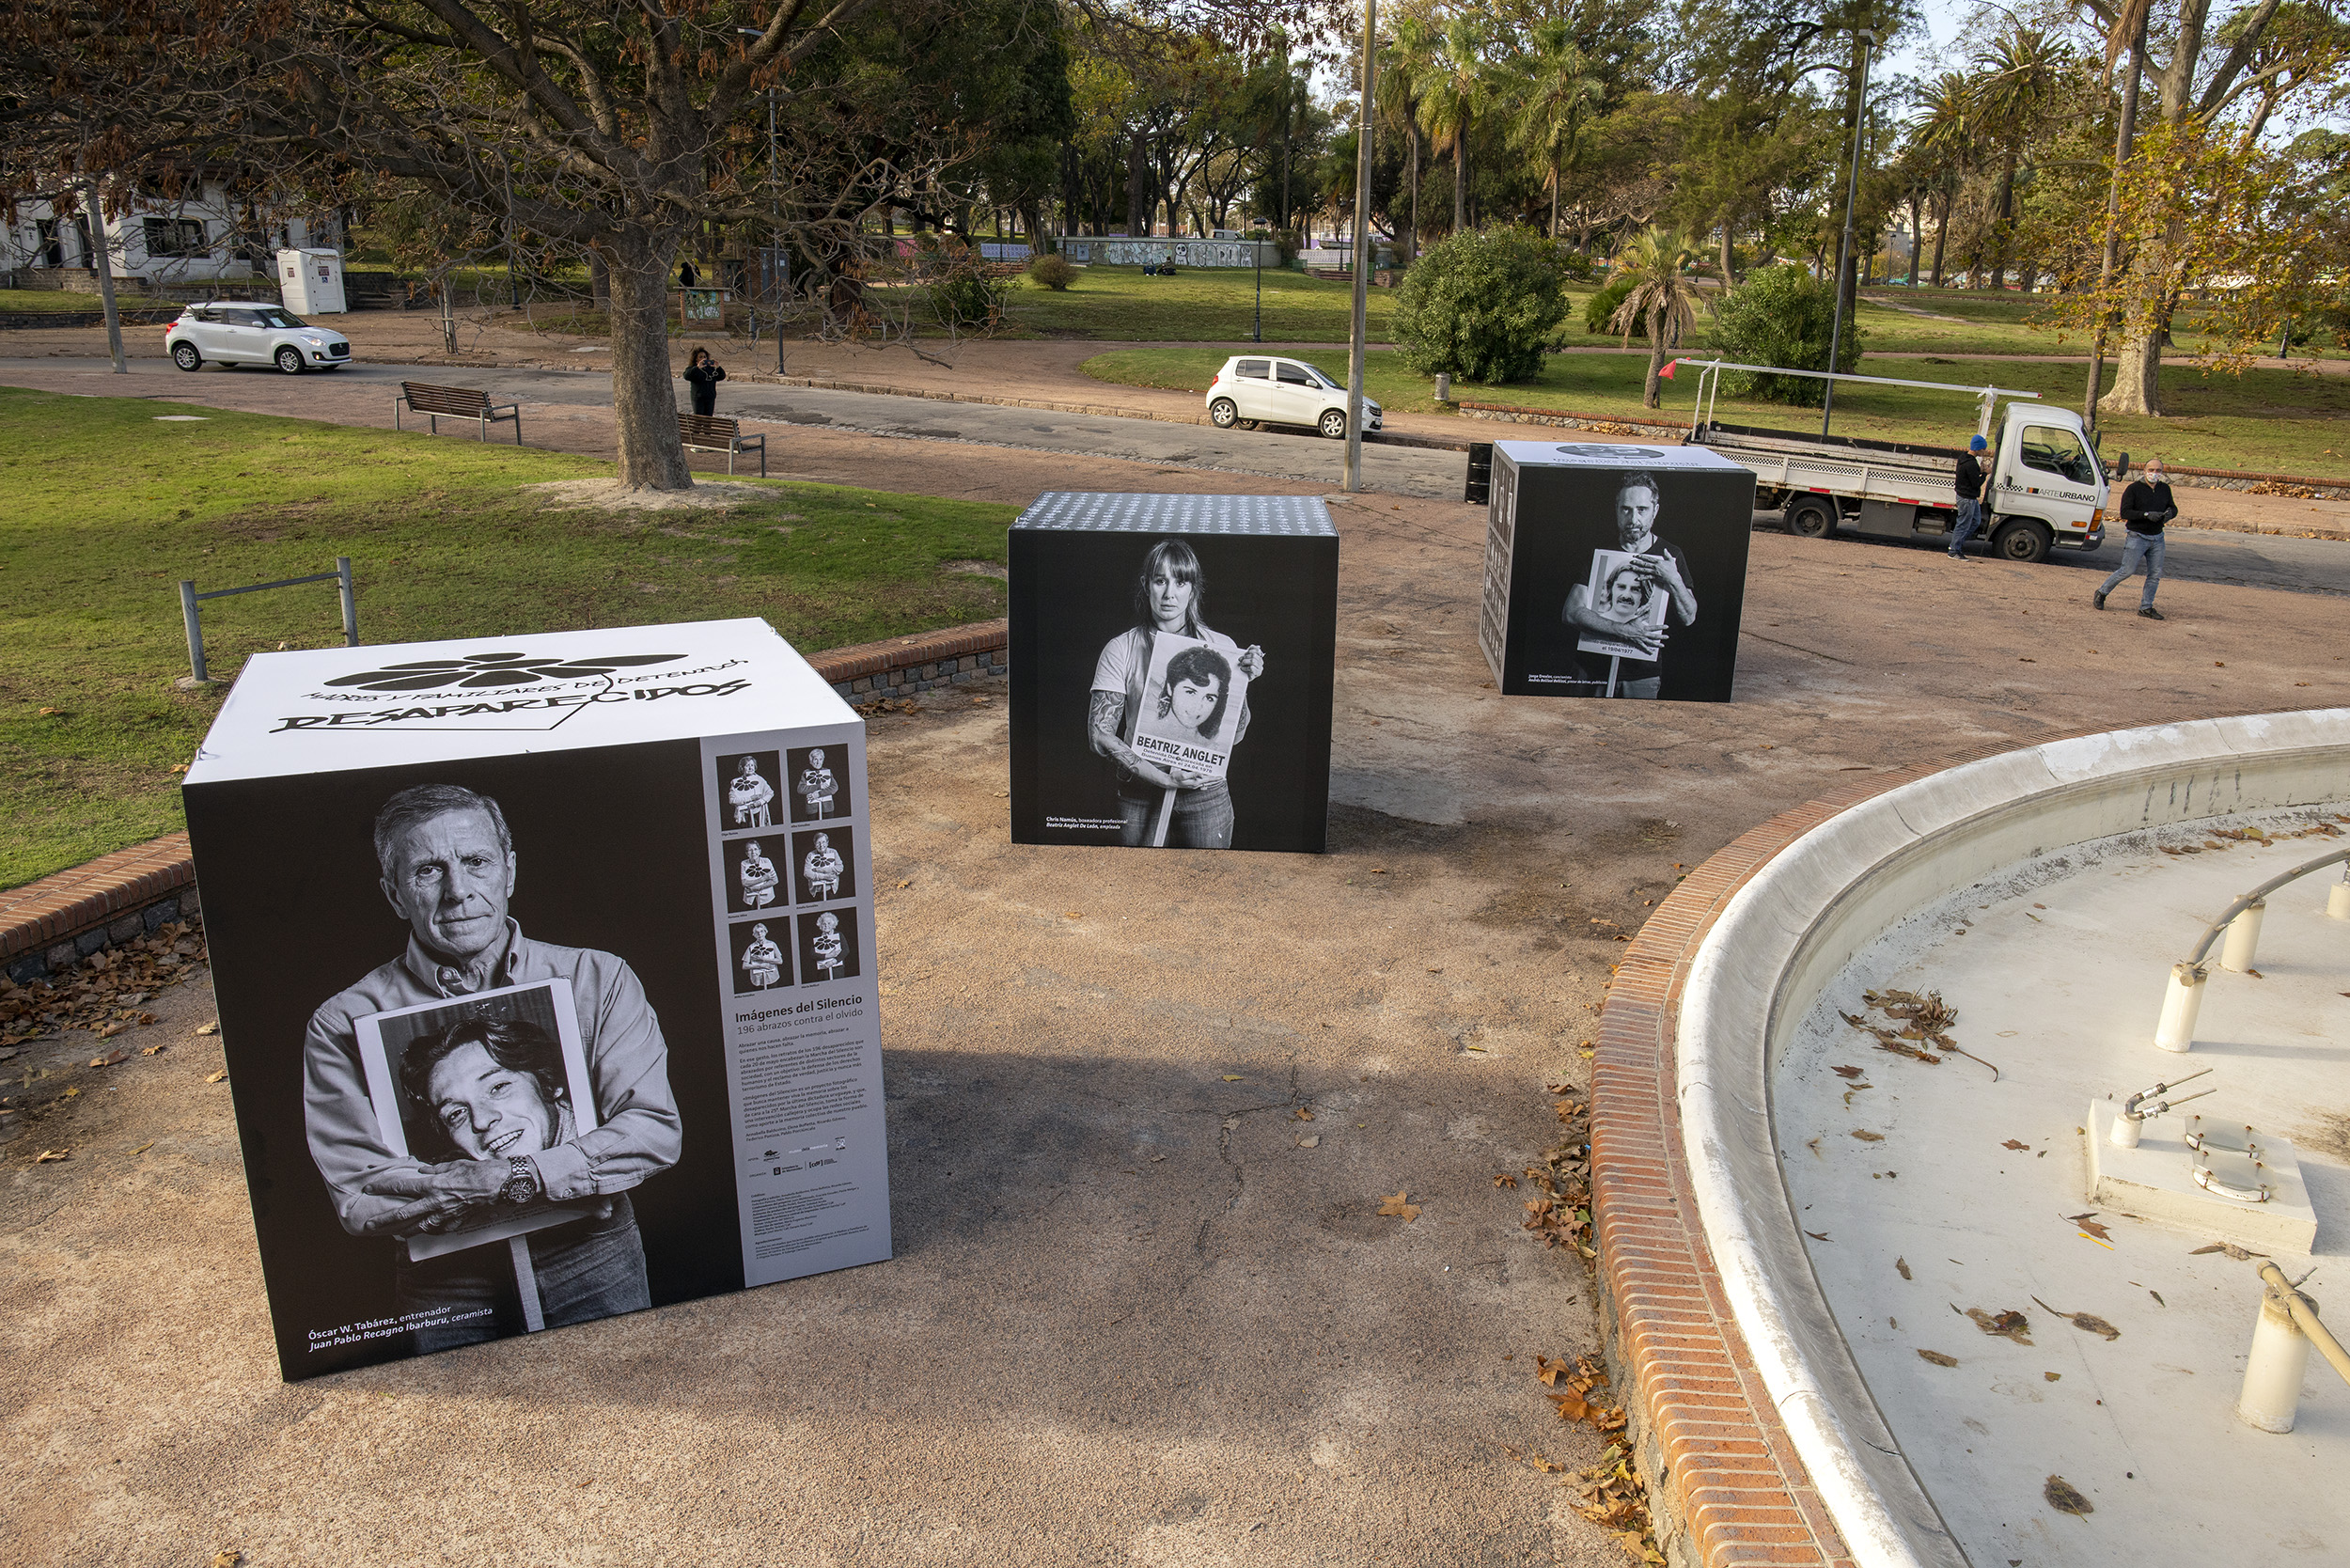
[1479,444,1756,701]
[1130,631,1252,784]
[1009,494,1339,855]
[354,979,602,1260]
[181,619,894,1381]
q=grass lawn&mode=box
[0,289,180,314]
[1000,264,1402,342]
[1082,346,2350,478]
[0,387,1015,888]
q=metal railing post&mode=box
[337,557,358,646]
[180,580,209,683]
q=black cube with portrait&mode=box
[1479,441,1757,701]
[1009,493,1340,855]
[180,619,892,1381]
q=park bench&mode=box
[394,381,523,443]
[679,413,767,476]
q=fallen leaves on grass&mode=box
[1377,1192,1420,1221]
[1963,1306,2033,1345]
[2044,1476,2094,1516]
[2032,1296,2123,1341]
[1917,1349,1959,1367]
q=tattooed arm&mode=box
[1089,689,1209,790]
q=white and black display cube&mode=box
[181,619,890,1380]
[1010,493,1339,854]
[1479,441,1756,700]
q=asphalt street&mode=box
[17,355,2350,597]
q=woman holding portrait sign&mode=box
[1086,539,1264,848]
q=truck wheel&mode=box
[1787,498,1836,539]
[1991,519,2052,563]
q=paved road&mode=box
[17,356,2350,597]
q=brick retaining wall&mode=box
[0,618,1010,985]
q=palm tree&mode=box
[1510,21,1605,243]
[1969,26,2060,290]
[1378,14,1436,259]
[1416,15,1494,234]
[1909,71,1974,289]
[1606,227,1706,409]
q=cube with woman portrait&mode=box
[1008,494,1339,855]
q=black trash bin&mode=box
[1465,442,1494,504]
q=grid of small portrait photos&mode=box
[709,740,865,996]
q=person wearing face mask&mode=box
[1088,539,1266,848]
[303,783,681,1349]
[2095,457,2176,619]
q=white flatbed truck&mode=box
[1673,358,2123,563]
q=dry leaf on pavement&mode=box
[2032,1297,2122,1341]
[1917,1349,1959,1367]
[2002,1139,2029,1151]
[34,1149,70,1163]
[2044,1476,2094,1515]
[206,1070,228,1084]
[1377,1192,1420,1221]
[2190,1241,2265,1260]
[1896,1257,1912,1280]
[1963,1306,2033,1345]
[1852,1129,1885,1142]
[2066,1213,2113,1242]
[1832,1064,1865,1078]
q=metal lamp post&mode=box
[1820,26,1875,438]
[1343,0,1378,493]
[1253,237,1262,342]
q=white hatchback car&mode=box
[1205,354,1382,439]
[166,303,353,374]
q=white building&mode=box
[4,179,337,292]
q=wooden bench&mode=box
[679,413,766,476]
[394,381,522,443]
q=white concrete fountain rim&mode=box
[1674,709,2350,1568]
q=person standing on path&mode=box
[1950,434,1988,559]
[683,347,726,418]
[2094,457,2176,619]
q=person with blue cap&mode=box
[1949,433,1989,558]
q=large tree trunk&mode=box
[1718,223,1735,285]
[1126,135,1150,236]
[608,238,694,491]
[1989,154,2016,290]
[1453,122,1469,233]
[1405,125,1420,259]
[1643,304,1668,408]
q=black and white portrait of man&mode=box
[1559,473,1698,700]
[303,783,682,1352]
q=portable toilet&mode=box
[276,248,348,314]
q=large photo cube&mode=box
[1479,441,1757,700]
[181,619,891,1380]
[1010,493,1339,855]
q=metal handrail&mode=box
[2183,847,2350,967]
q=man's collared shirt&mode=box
[304,919,682,1238]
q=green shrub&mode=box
[1706,264,1863,404]
[1391,227,1571,384]
[1584,276,1636,337]
[1027,253,1076,290]
[929,265,1015,329]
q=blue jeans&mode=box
[1950,499,1983,554]
[2099,530,2165,607]
[398,1194,650,1352]
[1119,781,1234,848]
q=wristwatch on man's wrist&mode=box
[499,1154,542,1206]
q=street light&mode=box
[1820,26,1875,438]
[741,27,784,372]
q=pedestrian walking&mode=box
[1950,433,1989,558]
[2094,457,2176,619]
[683,346,727,417]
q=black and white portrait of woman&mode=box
[1009,494,1340,855]
[1088,539,1266,848]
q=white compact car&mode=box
[1204,354,1382,439]
[166,303,353,374]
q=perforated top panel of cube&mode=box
[1012,492,1337,536]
